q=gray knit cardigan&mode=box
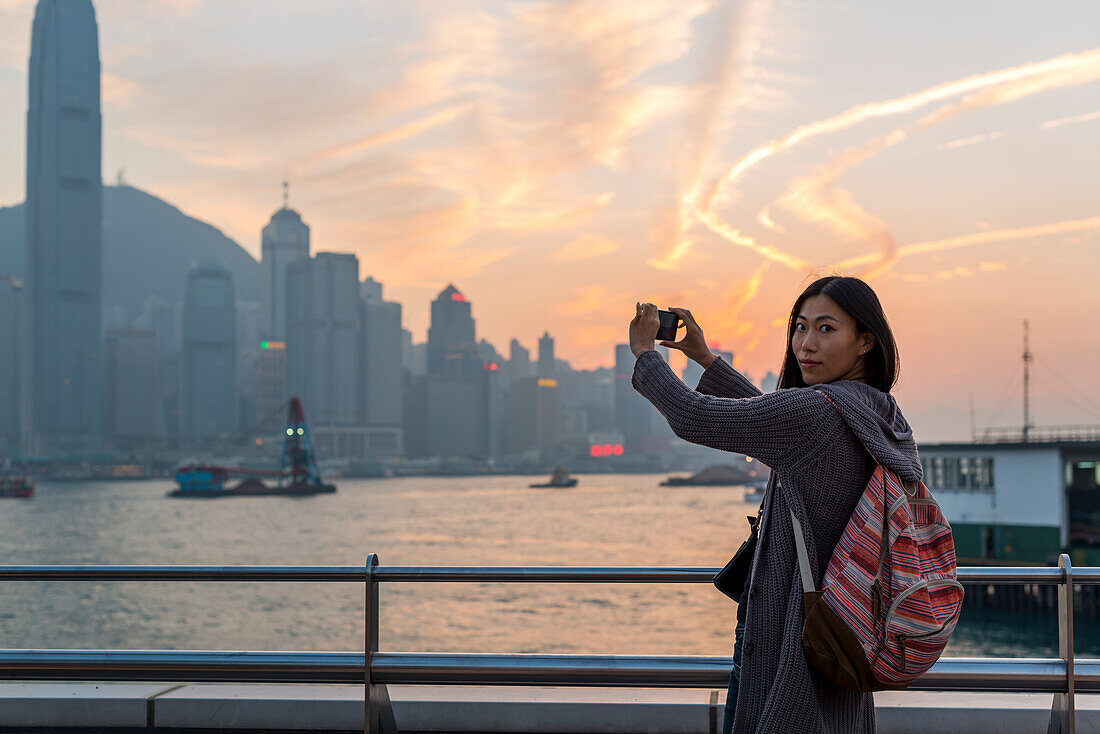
[632,350,923,734]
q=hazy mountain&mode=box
[0,184,260,316]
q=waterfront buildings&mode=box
[286,253,361,426]
[919,436,1100,566]
[181,263,237,442]
[283,255,404,459]
[103,329,158,446]
[25,0,103,452]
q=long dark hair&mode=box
[776,276,899,393]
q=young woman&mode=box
[629,276,921,734]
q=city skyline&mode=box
[0,1,1098,443]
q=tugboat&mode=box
[529,466,578,488]
[169,398,336,498]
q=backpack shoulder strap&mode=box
[789,502,816,594]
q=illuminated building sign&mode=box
[260,341,286,350]
[450,292,467,302]
[537,378,557,387]
[589,443,624,457]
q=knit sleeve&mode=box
[695,355,763,399]
[632,350,827,469]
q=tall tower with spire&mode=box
[25,0,103,452]
[261,178,310,339]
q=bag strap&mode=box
[787,389,887,595]
[788,504,816,594]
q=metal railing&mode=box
[0,556,1088,734]
[974,424,1100,443]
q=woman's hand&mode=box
[661,307,716,367]
[629,302,659,358]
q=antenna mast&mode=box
[1022,319,1032,442]
[969,392,976,442]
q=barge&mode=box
[169,398,335,499]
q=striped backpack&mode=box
[787,392,965,692]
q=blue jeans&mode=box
[721,620,746,734]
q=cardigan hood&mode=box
[814,380,923,482]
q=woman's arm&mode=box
[646,305,763,399]
[632,350,827,469]
[695,355,764,399]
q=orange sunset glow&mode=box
[1,0,1098,442]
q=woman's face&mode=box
[790,294,875,385]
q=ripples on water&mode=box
[0,475,1070,658]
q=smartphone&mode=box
[656,309,680,342]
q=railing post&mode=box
[365,554,397,734]
[1048,553,1075,734]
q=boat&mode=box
[170,465,335,497]
[169,398,336,498]
[743,480,766,504]
[530,467,578,488]
[0,476,33,499]
[660,463,761,487]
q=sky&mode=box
[1,0,1099,442]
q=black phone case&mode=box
[655,312,679,341]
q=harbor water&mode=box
[0,474,1081,658]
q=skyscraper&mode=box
[0,277,24,457]
[362,286,403,429]
[614,344,664,453]
[508,338,530,383]
[427,284,476,378]
[538,332,555,378]
[250,339,287,437]
[414,284,488,459]
[25,0,103,452]
[181,263,237,441]
[103,328,157,446]
[506,376,561,459]
[360,272,402,451]
[260,188,310,340]
[286,253,361,426]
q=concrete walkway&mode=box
[0,682,1089,733]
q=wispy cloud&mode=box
[695,47,1100,277]
[710,48,1100,198]
[1040,109,1100,129]
[935,131,1003,150]
[757,207,785,233]
[832,216,1100,271]
[644,0,773,271]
